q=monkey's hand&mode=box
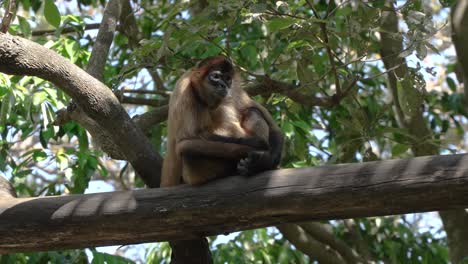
[204,134,269,150]
[237,151,273,176]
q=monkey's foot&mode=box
[237,151,270,176]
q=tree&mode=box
[0,0,465,263]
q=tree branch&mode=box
[122,88,170,97]
[306,0,342,95]
[119,0,142,48]
[300,222,365,263]
[75,0,125,159]
[0,0,15,33]
[379,1,436,156]
[343,219,374,262]
[120,95,164,107]
[245,75,358,107]
[87,0,122,81]
[131,105,169,133]
[451,2,468,104]
[0,33,162,188]
[31,23,101,36]
[1,153,468,253]
[278,224,344,264]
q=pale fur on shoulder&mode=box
[212,72,250,137]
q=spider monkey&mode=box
[161,56,283,186]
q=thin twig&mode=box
[120,95,165,107]
[263,10,307,20]
[179,21,229,55]
[361,63,404,81]
[323,29,341,94]
[121,88,171,97]
[305,0,319,18]
[31,23,101,36]
[306,0,341,95]
[326,0,352,18]
[147,68,167,91]
[1,0,15,33]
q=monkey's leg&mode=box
[176,139,259,159]
[177,139,258,185]
[182,157,236,185]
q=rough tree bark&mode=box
[1,153,468,253]
[0,33,162,188]
[55,0,128,160]
[379,1,468,263]
[278,224,344,264]
[452,1,468,103]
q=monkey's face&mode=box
[204,69,233,99]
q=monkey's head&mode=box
[191,56,234,108]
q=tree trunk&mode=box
[379,1,468,263]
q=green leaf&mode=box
[91,251,135,264]
[0,92,12,130]
[15,169,33,178]
[44,0,61,28]
[392,143,409,157]
[250,3,267,13]
[32,150,48,162]
[17,16,32,37]
[416,44,427,60]
[267,18,296,31]
[240,44,257,61]
[56,152,69,170]
[396,73,423,118]
[446,77,457,92]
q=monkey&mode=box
[161,55,283,187]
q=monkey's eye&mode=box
[209,71,222,81]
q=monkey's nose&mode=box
[219,82,227,90]
[217,87,228,97]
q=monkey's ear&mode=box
[189,70,203,85]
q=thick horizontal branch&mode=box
[1,154,468,253]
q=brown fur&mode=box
[161,56,282,186]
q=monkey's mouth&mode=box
[215,87,228,98]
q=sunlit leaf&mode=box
[44,0,61,28]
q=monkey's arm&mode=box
[253,105,284,165]
[176,139,259,159]
[268,127,284,167]
[238,106,284,175]
[202,133,269,150]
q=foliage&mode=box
[0,0,464,263]
[210,229,309,264]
